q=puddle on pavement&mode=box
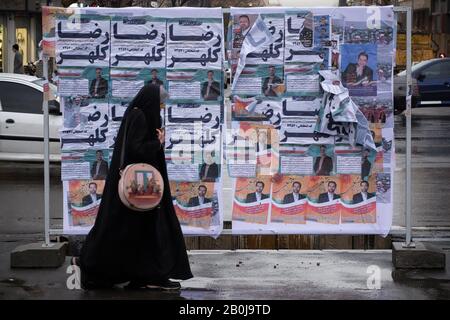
[0,278,26,286]
[0,278,42,294]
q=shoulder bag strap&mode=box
[119,108,135,172]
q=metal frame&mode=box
[42,6,414,245]
[42,54,53,247]
[393,6,414,248]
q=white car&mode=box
[0,73,61,162]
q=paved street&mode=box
[393,107,450,227]
[1,241,450,299]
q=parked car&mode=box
[394,58,450,114]
[0,73,61,162]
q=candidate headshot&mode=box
[82,182,102,206]
[199,151,219,182]
[262,65,282,97]
[245,181,269,203]
[188,185,211,207]
[91,150,109,180]
[314,145,333,176]
[283,181,306,204]
[147,69,164,87]
[238,15,251,36]
[352,181,375,204]
[342,51,374,86]
[256,130,271,152]
[201,70,220,101]
[318,181,340,204]
[89,68,108,98]
[232,15,251,49]
[361,149,372,181]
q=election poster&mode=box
[110,16,166,69]
[232,176,272,226]
[271,175,309,225]
[230,6,395,235]
[110,67,165,99]
[55,14,111,68]
[63,179,105,234]
[61,149,111,181]
[166,17,223,70]
[170,181,222,235]
[49,5,395,236]
[49,6,225,236]
[58,66,110,98]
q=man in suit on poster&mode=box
[246,181,269,203]
[91,150,109,180]
[318,181,340,204]
[188,185,212,207]
[314,145,333,176]
[361,149,372,181]
[201,70,221,101]
[352,181,375,204]
[147,69,164,87]
[199,151,219,182]
[342,52,374,86]
[82,182,102,206]
[283,181,307,204]
[89,68,108,98]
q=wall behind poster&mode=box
[229,6,395,235]
[45,7,224,236]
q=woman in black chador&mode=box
[75,84,193,290]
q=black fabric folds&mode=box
[79,84,193,285]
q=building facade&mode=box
[0,1,58,73]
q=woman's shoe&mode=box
[146,279,181,291]
[126,279,181,291]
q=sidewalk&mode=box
[1,238,450,299]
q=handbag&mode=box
[117,111,164,212]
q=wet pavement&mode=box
[1,237,450,299]
[393,107,450,228]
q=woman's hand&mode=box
[156,128,165,146]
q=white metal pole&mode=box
[404,6,414,248]
[42,55,52,247]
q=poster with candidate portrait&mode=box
[170,181,222,235]
[50,5,395,236]
[166,69,223,103]
[50,7,226,236]
[110,67,166,99]
[341,43,378,96]
[58,66,110,98]
[63,179,105,234]
[230,6,395,235]
[61,149,111,181]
